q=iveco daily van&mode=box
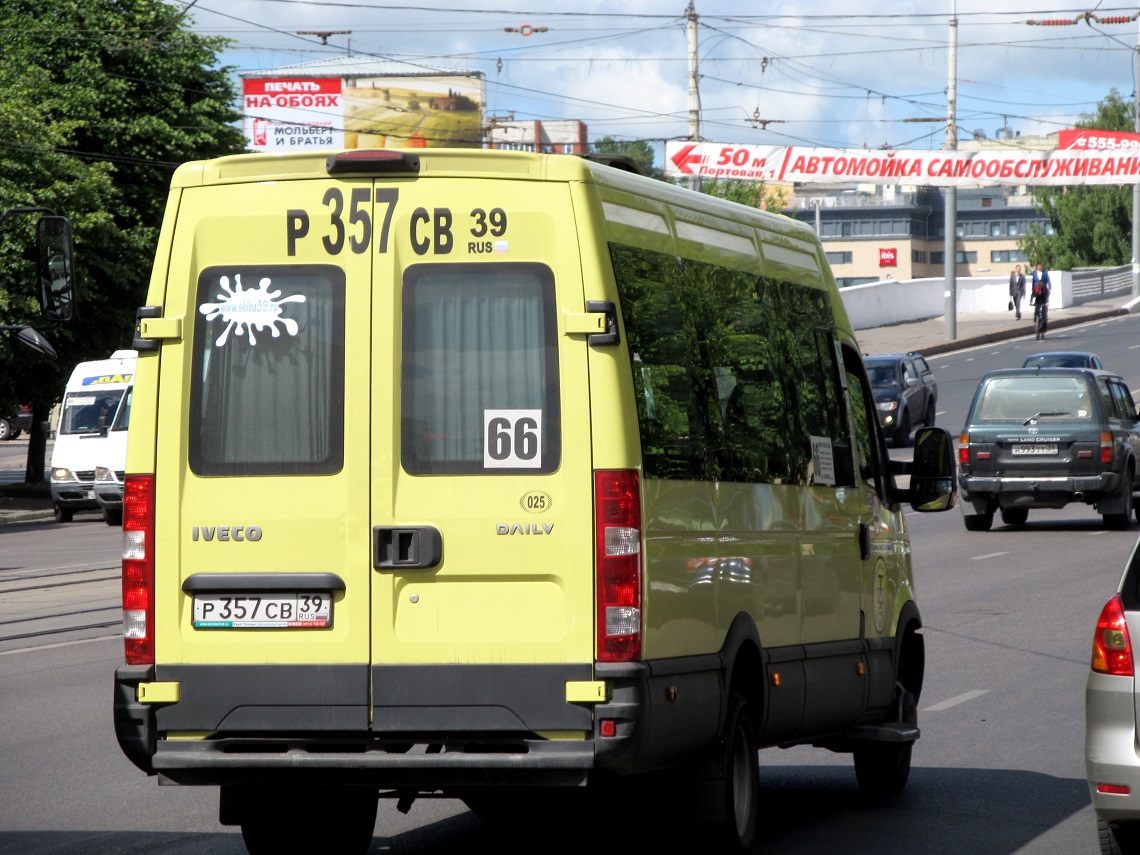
[113,148,956,852]
[50,350,136,522]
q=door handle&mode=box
[858,523,871,561]
[373,526,442,570]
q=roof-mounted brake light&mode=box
[326,150,420,176]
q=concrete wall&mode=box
[838,271,1073,331]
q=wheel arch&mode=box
[718,613,765,736]
[893,600,925,703]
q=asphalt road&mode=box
[4,312,1140,853]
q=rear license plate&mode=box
[1011,444,1058,455]
[192,594,332,629]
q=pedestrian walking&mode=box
[1008,264,1026,320]
[1029,262,1052,340]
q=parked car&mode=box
[863,352,938,448]
[1023,351,1104,370]
[958,367,1140,531]
[1085,535,1140,853]
[0,405,32,441]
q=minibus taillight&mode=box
[122,474,155,666]
[958,433,969,467]
[595,470,642,662]
[1091,594,1133,676]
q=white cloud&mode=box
[181,0,1139,153]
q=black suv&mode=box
[864,353,937,448]
[958,367,1140,531]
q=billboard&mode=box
[665,132,1140,187]
[243,74,484,152]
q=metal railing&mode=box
[1071,265,1133,303]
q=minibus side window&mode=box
[189,265,345,476]
[401,262,561,475]
[611,242,846,486]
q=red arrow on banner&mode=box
[671,143,701,174]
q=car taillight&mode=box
[958,433,969,467]
[595,470,641,662]
[122,475,155,665]
[1101,432,1113,465]
[1092,594,1133,676]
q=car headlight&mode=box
[51,467,75,482]
[877,401,898,412]
[95,467,113,482]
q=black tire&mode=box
[0,418,10,441]
[240,786,377,855]
[1097,817,1140,855]
[963,511,993,532]
[53,504,73,524]
[1000,508,1028,526]
[892,410,911,448]
[1103,471,1133,530]
[854,689,916,796]
[103,508,122,526]
[708,694,760,849]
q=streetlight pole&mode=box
[1133,23,1140,295]
[686,0,701,191]
[944,9,958,340]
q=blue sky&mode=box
[176,0,1140,161]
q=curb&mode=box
[919,308,1129,357]
[0,508,55,526]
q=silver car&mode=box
[1086,535,1140,852]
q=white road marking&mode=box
[970,552,1008,560]
[923,689,990,712]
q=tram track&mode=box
[0,560,123,649]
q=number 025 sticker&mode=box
[484,409,542,469]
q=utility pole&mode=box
[686,1,701,191]
[1134,20,1140,295]
[943,8,958,340]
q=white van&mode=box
[50,349,136,523]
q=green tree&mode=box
[1021,89,1134,269]
[592,137,662,179]
[0,0,245,481]
[699,178,788,214]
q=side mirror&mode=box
[15,325,57,360]
[907,426,957,512]
[36,216,76,323]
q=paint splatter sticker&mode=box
[198,274,306,347]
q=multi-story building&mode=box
[784,133,1055,287]
[486,117,588,154]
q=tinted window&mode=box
[401,263,560,475]
[189,265,345,476]
[612,243,846,485]
[1111,381,1136,421]
[59,390,125,435]
[866,363,899,388]
[975,376,1094,421]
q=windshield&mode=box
[58,389,127,435]
[975,376,1093,421]
[866,364,899,388]
[1026,355,1091,369]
